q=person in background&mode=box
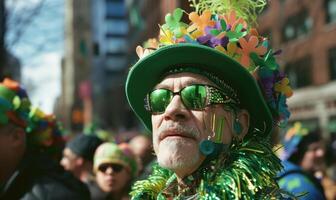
[94,142,138,200]
[61,133,104,198]
[0,78,90,199]
[27,106,66,162]
[278,122,326,200]
[129,134,155,179]
[322,136,336,200]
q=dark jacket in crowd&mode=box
[0,152,90,200]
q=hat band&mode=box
[165,67,240,105]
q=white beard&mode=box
[156,137,200,170]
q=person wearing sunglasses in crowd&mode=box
[0,78,90,200]
[125,1,296,199]
[93,142,138,200]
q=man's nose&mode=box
[315,148,324,157]
[60,158,66,168]
[163,95,189,121]
[105,166,114,174]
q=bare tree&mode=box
[2,0,63,79]
[5,0,47,47]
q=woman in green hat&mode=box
[126,0,295,199]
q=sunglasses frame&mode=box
[144,84,238,114]
[98,163,124,173]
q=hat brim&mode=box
[126,44,273,136]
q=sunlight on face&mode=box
[96,163,131,194]
[151,73,234,176]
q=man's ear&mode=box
[75,157,84,166]
[236,109,250,139]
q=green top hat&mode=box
[125,0,292,137]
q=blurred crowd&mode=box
[1,77,336,200]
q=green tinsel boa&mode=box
[130,134,297,200]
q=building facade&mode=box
[62,0,92,131]
[91,0,130,130]
[258,0,336,137]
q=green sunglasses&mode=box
[144,84,238,114]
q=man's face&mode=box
[0,125,14,165]
[0,123,26,183]
[300,141,325,172]
[95,163,131,193]
[60,148,80,172]
[129,136,152,161]
[151,73,236,177]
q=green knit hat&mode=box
[125,0,293,137]
[94,142,138,177]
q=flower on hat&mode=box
[223,11,247,31]
[275,78,293,98]
[27,106,65,153]
[159,29,175,45]
[136,45,156,59]
[237,36,267,67]
[0,78,31,128]
[188,10,216,35]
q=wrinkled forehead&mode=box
[154,72,217,89]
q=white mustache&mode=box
[158,123,199,140]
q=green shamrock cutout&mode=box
[250,49,278,71]
[226,24,247,42]
[162,8,187,38]
[210,19,227,36]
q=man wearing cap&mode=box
[0,78,90,199]
[61,133,104,198]
[126,1,294,199]
[94,142,138,200]
[61,134,103,182]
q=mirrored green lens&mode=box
[149,89,173,113]
[181,85,207,109]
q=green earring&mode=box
[234,119,242,135]
[199,139,215,156]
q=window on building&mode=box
[105,55,127,71]
[105,38,127,53]
[282,9,312,42]
[329,47,336,80]
[93,42,100,56]
[106,19,129,35]
[285,56,312,89]
[106,1,125,18]
[326,0,336,23]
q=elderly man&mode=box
[0,78,89,199]
[126,1,294,199]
